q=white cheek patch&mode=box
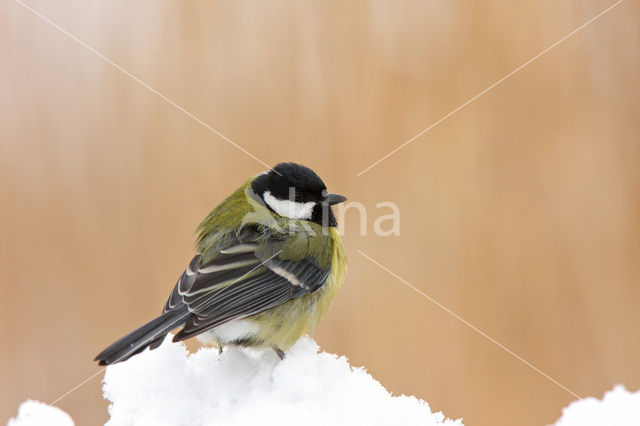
[263,191,315,219]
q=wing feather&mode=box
[162,226,331,342]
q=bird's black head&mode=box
[251,162,346,227]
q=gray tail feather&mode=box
[94,309,187,365]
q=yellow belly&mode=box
[250,227,346,350]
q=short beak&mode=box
[323,193,347,205]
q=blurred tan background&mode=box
[1,1,639,425]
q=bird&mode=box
[95,162,347,365]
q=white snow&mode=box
[552,385,640,426]
[102,335,461,426]
[7,400,74,426]
[9,345,640,426]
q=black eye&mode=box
[294,192,303,202]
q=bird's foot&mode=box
[273,347,286,360]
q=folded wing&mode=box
[159,226,330,342]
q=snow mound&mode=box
[7,400,74,426]
[553,385,640,425]
[103,335,462,426]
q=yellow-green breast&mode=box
[251,227,346,350]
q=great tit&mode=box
[95,162,347,365]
